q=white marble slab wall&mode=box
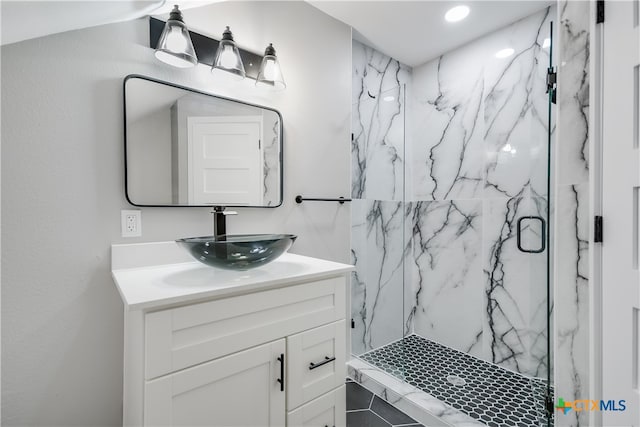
[407,7,555,379]
[351,199,411,355]
[351,41,412,355]
[555,1,591,426]
[352,41,411,202]
[408,200,484,359]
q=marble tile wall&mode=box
[407,7,555,379]
[555,1,591,426]
[408,199,484,359]
[351,198,410,355]
[351,41,411,354]
[352,41,411,202]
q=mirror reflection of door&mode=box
[185,116,263,205]
[124,75,282,207]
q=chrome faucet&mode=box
[211,206,237,241]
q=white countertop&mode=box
[111,242,354,310]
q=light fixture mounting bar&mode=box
[149,17,263,79]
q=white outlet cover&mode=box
[121,210,142,237]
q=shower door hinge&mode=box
[547,68,557,104]
[351,318,355,329]
[595,215,603,243]
[545,394,554,418]
[597,0,605,23]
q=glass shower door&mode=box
[350,9,555,427]
[399,11,555,427]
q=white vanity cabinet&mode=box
[111,243,353,427]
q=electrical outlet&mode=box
[121,210,142,237]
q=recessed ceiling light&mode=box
[542,38,551,48]
[495,48,515,58]
[445,5,470,23]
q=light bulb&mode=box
[165,26,187,52]
[262,58,277,81]
[219,45,237,69]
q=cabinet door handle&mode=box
[309,356,335,370]
[277,354,285,392]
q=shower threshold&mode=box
[349,334,552,427]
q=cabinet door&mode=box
[144,339,285,427]
[287,386,345,427]
[287,320,346,409]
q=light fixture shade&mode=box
[154,5,197,68]
[211,27,245,80]
[256,44,286,90]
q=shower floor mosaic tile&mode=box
[359,334,553,427]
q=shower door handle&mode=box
[516,216,546,253]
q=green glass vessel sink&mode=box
[176,234,297,270]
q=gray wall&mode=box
[128,105,173,203]
[1,2,351,425]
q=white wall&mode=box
[0,2,351,425]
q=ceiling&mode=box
[308,0,554,67]
[0,0,220,46]
[1,0,553,67]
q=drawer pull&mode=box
[277,354,285,392]
[309,356,335,370]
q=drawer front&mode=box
[145,276,345,379]
[287,385,346,427]
[287,320,346,409]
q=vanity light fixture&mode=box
[256,44,286,90]
[149,18,286,89]
[445,5,470,23]
[495,48,515,59]
[154,5,198,68]
[211,26,246,80]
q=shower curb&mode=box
[348,358,486,427]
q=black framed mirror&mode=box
[123,75,283,207]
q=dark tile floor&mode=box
[346,379,424,427]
